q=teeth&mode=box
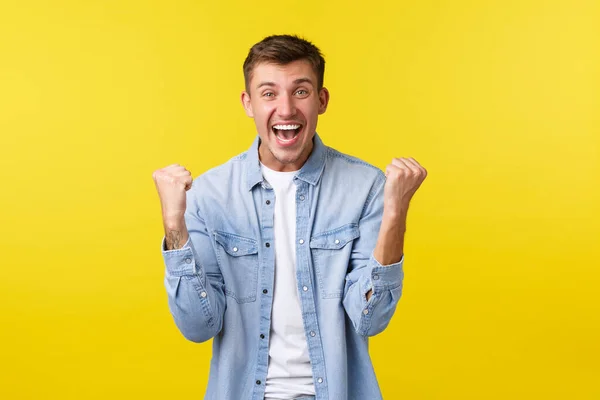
[273,124,300,130]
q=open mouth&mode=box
[272,124,302,143]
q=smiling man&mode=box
[153,35,427,400]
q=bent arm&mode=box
[343,174,405,337]
[162,185,226,343]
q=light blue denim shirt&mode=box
[161,134,405,400]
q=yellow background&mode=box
[1,0,599,398]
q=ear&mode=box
[318,87,330,115]
[241,91,254,118]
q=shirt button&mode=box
[266,200,271,205]
[310,331,316,337]
[334,239,340,245]
[363,309,369,315]
[317,377,323,383]
[263,289,268,294]
[299,195,305,201]
[303,286,308,292]
[265,242,270,248]
[373,274,380,280]
[256,380,261,385]
[260,334,265,339]
[184,258,192,264]
[200,291,207,298]
[232,247,238,252]
[299,239,304,244]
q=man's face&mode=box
[241,60,329,172]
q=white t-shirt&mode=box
[261,163,315,400]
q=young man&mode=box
[153,35,427,400]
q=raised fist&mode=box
[152,163,193,222]
[384,157,427,216]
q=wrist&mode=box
[382,205,408,224]
[384,199,409,216]
[163,214,185,230]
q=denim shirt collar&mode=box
[245,133,327,191]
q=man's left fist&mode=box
[384,157,427,216]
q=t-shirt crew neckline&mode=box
[260,162,300,176]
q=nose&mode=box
[276,93,296,119]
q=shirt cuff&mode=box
[367,253,404,293]
[161,236,195,276]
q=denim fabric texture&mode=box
[162,134,405,400]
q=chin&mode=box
[272,149,303,165]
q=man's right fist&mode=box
[152,164,193,222]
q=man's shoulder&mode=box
[195,150,249,182]
[186,150,250,199]
[325,145,384,180]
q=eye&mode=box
[295,89,308,96]
[262,92,275,98]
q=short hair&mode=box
[243,34,325,95]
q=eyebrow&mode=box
[255,77,315,90]
[293,78,314,86]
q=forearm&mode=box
[343,179,408,335]
[163,215,189,250]
[367,208,407,301]
[373,208,407,266]
[158,178,226,343]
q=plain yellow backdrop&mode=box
[1,0,599,399]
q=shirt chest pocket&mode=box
[309,223,360,299]
[214,231,259,304]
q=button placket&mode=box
[295,181,329,399]
[256,186,275,391]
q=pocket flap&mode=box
[214,231,258,256]
[309,223,360,250]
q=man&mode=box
[153,34,427,400]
